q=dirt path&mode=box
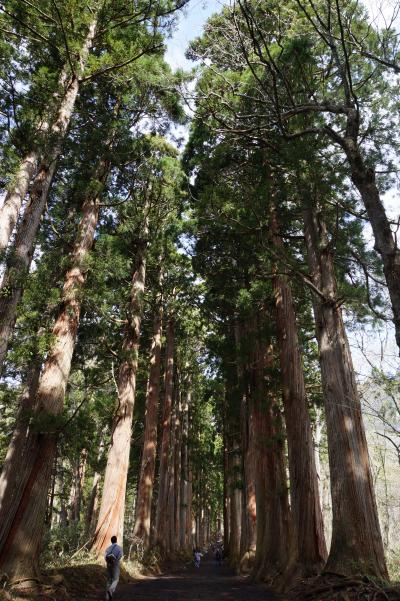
[115,558,280,601]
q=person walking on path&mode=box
[105,535,123,600]
[194,549,202,568]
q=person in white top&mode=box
[194,549,202,568]
[104,535,123,600]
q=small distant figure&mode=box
[215,547,222,566]
[194,548,202,568]
[105,535,123,600]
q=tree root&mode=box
[287,574,400,601]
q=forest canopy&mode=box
[0,0,399,599]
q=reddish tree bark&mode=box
[179,388,191,550]
[69,450,87,523]
[0,17,98,374]
[225,369,242,567]
[270,205,327,577]
[223,407,230,554]
[228,435,242,566]
[155,317,175,552]
[173,389,182,553]
[85,439,105,538]
[0,159,104,581]
[251,334,291,583]
[133,286,163,547]
[303,201,387,578]
[92,232,148,555]
[235,323,257,571]
[0,151,38,253]
[0,63,74,254]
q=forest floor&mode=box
[0,557,280,601]
[114,558,279,601]
[2,557,400,601]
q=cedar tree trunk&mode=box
[133,288,163,547]
[0,18,97,373]
[92,233,148,555]
[271,206,327,576]
[155,317,175,552]
[303,202,387,578]
[0,167,102,581]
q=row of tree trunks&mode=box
[0,17,98,374]
[92,222,149,554]
[0,151,107,581]
[147,348,194,556]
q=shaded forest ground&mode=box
[2,556,400,601]
[0,557,279,601]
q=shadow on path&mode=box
[114,559,280,601]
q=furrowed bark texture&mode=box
[166,392,177,554]
[133,291,163,547]
[0,62,73,254]
[186,467,193,548]
[92,236,148,555]
[0,352,42,527]
[303,202,387,578]
[0,18,98,374]
[173,391,182,553]
[0,161,57,374]
[179,389,190,550]
[85,466,103,537]
[235,323,256,570]
[69,450,87,523]
[0,152,38,253]
[0,61,77,253]
[228,434,242,567]
[251,334,291,583]
[223,402,230,553]
[225,368,242,567]
[271,206,327,576]
[155,317,175,552]
[0,170,102,580]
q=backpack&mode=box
[106,545,118,566]
[106,552,117,566]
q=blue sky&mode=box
[165,0,222,70]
